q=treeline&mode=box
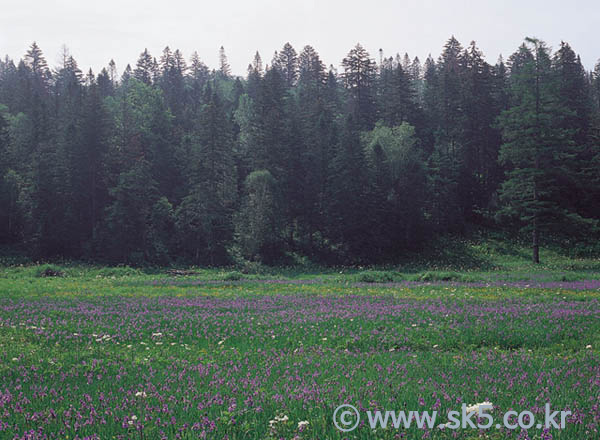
[0,37,599,265]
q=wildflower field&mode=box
[0,264,599,439]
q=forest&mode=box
[0,37,599,265]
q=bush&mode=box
[238,260,269,275]
[222,271,244,281]
[418,271,463,282]
[35,264,65,278]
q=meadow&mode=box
[0,246,599,439]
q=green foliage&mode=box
[105,159,158,262]
[174,83,237,265]
[235,170,283,263]
[362,122,427,251]
[0,269,598,438]
[222,270,244,281]
[0,39,599,266]
[417,270,465,282]
[34,263,65,277]
[497,38,598,262]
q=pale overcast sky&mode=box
[1,0,599,75]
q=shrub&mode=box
[35,264,65,278]
[418,271,463,282]
[223,271,244,281]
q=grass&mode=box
[0,239,599,439]
[3,232,599,283]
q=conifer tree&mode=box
[219,46,232,77]
[0,36,599,264]
[134,49,155,84]
[553,42,593,146]
[176,83,236,264]
[277,43,298,87]
[593,60,600,111]
[25,42,51,88]
[460,41,502,216]
[498,38,592,263]
[326,115,370,259]
[341,44,376,129]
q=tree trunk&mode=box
[532,41,541,266]
[532,219,540,264]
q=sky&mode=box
[1,0,599,76]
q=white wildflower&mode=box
[269,414,289,428]
[465,401,493,414]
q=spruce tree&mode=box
[460,41,501,217]
[553,42,592,146]
[277,43,298,88]
[134,49,155,85]
[326,115,370,260]
[341,44,376,130]
[298,45,326,85]
[497,38,591,263]
[176,83,236,264]
[219,46,232,78]
[25,42,51,89]
[593,60,600,111]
